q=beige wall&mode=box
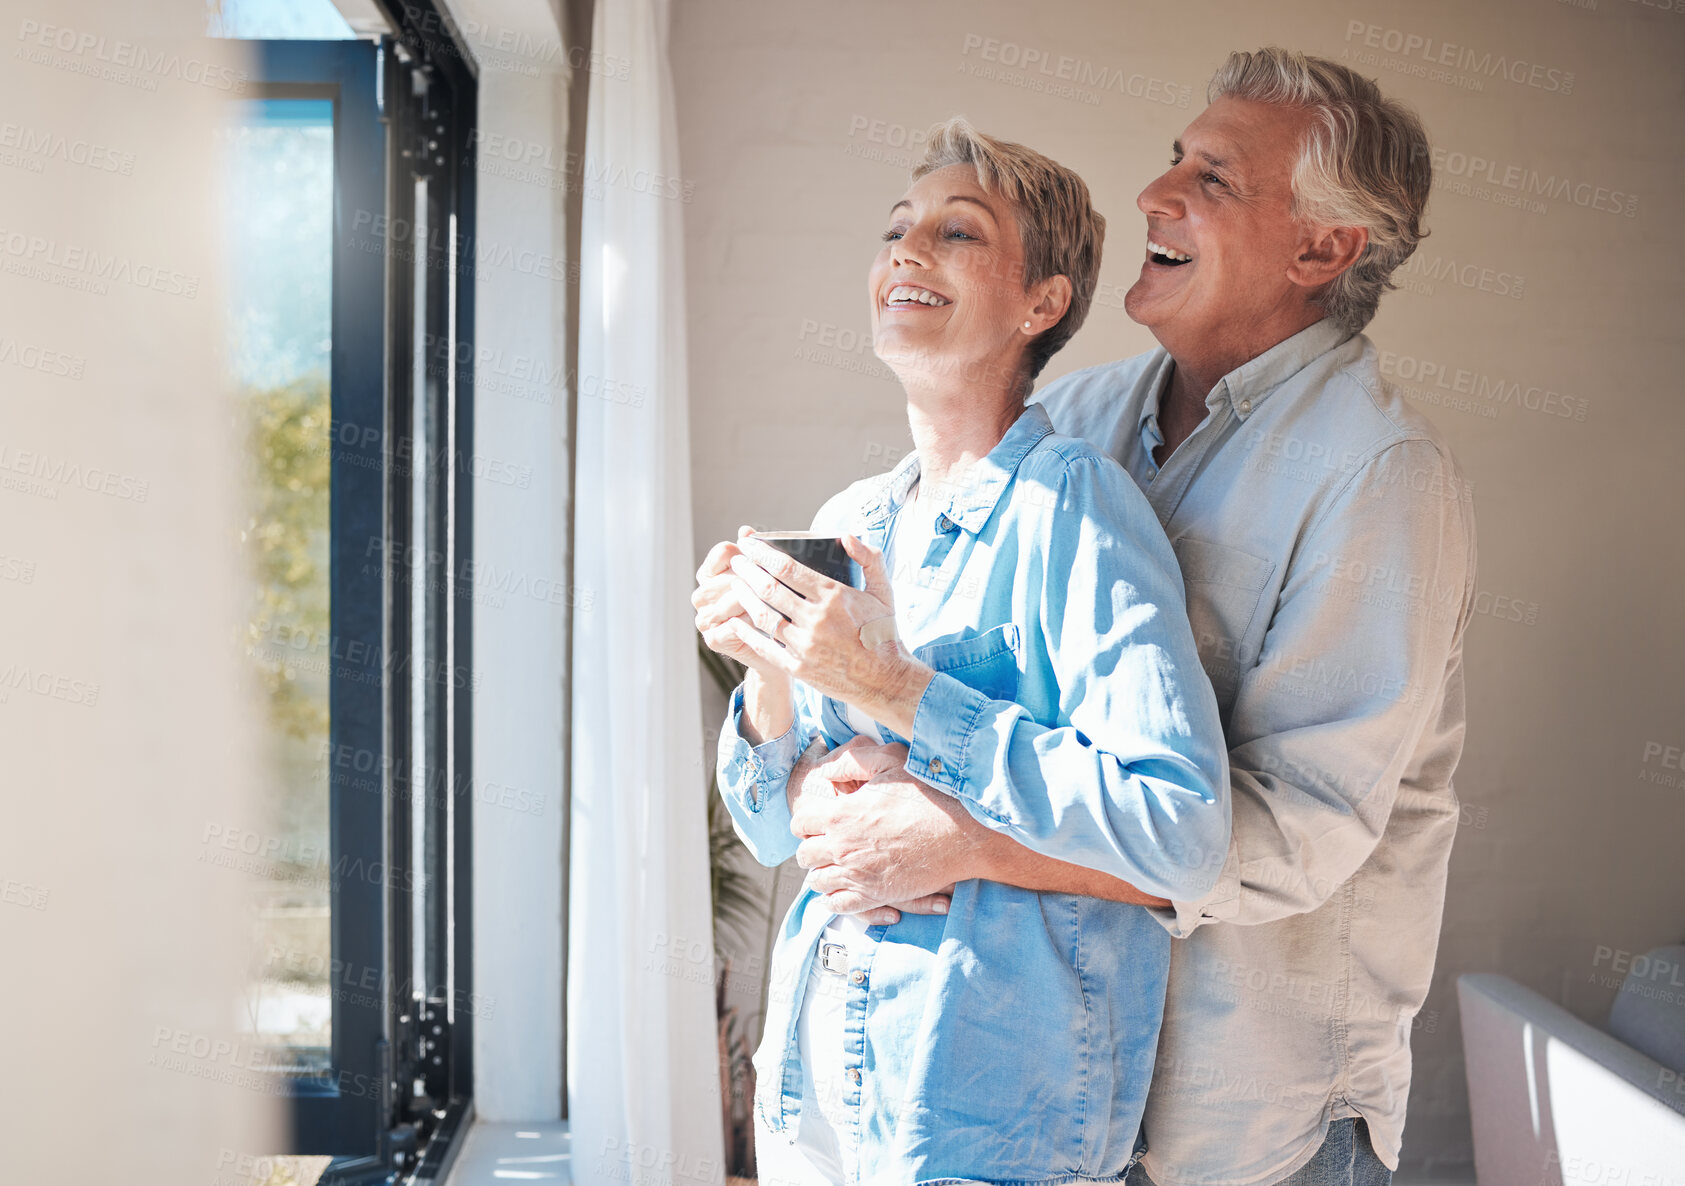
[672,0,1685,1171]
[0,1,279,1179]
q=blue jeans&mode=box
[1129,1119,1392,1186]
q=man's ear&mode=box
[1287,224,1369,292]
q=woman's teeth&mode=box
[1148,239,1193,265]
[887,285,951,306]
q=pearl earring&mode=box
[1023,320,1032,330]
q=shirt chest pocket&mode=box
[913,622,1022,704]
[1173,535,1275,714]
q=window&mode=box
[216,4,478,1179]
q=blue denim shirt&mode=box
[717,404,1230,1184]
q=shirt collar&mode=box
[859,403,1055,533]
[1137,317,1354,440]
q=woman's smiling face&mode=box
[868,164,1033,389]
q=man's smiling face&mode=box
[1125,96,1323,355]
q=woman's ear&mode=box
[1025,274,1073,333]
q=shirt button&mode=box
[1239,399,1252,413]
[929,756,943,774]
[848,1068,862,1085]
[850,969,866,986]
[935,514,952,531]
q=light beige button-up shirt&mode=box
[1036,318,1477,1184]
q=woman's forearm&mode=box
[740,668,795,746]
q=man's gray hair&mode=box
[1210,48,1431,333]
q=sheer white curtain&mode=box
[568,0,724,1182]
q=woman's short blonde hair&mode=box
[1209,48,1432,333]
[912,118,1105,398]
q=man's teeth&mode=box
[1148,239,1193,263]
[887,285,951,306]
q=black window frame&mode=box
[236,5,478,1178]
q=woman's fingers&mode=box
[851,905,903,926]
[737,535,824,600]
[792,831,836,866]
[841,533,894,607]
[691,574,743,628]
[694,538,743,583]
[699,622,746,661]
[728,617,796,675]
[729,552,806,621]
[819,890,881,916]
[815,741,909,785]
[895,891,952,916]
[728,575,788,642]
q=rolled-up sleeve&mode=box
[1153,437,1477,936]
[903,455,1232,901]
[717,681,822,867]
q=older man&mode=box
[784,49,1477,1186]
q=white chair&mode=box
[1458,948,1685,1185]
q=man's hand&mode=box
[785,741,963,929]
[792,739,1174,914]
[791,742,986,917]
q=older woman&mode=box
[692,120,1229,1185]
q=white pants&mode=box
[755,918,867,1185]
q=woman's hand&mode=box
[692,527,787,680]
[727,533,928,725]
